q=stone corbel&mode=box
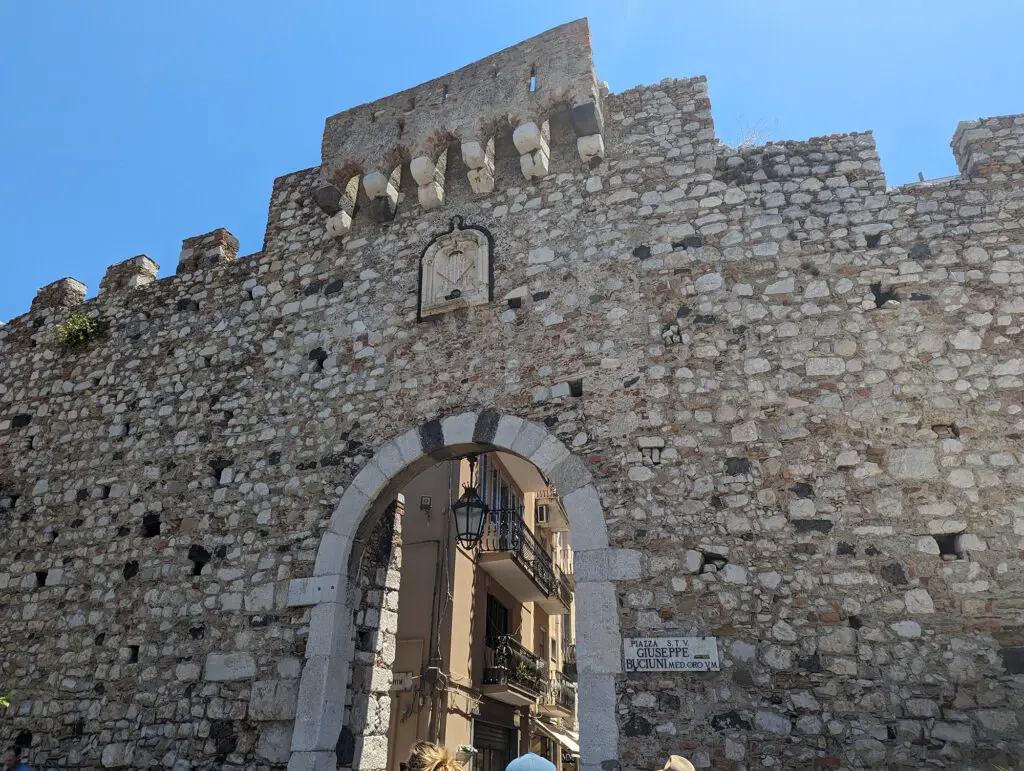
[315,179,358,238]
[363,170,399,222]
[571,102,605,163]
[512,121,551,179]
[410,150,447,210]
[461,139,495,194]
[325,211,352,238]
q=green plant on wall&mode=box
[55,312,106,352]
[1,690,12,709]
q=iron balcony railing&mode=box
[480,507,572,609]
[563,641,577,681]
[545,669,577,714]
[482,635,545,696]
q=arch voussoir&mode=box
[561,483,609,550]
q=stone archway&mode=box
[286,411,630,771]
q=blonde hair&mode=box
[407,742,462,771]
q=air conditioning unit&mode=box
[536,504,549,524]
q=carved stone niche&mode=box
[418,217,493,320]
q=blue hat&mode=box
[506,754,557,771]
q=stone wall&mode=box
[1,19,1023,771]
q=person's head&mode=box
[662,756,695,771]
[506,753,556,771]
[3,746,22,769]
[407,742,460,771]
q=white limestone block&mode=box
[362,171,396,200]
[887,448,939,480]
[409,156,438,186]
[461,140,492,170]
[512,122,549,155]
[577,133,605,162]
[417,182,444,210]
[204,652,257,681]
[519,147,550,179]
[467,167,495,194]
[325,211,351,238]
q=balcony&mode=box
[478,508,572,615]
[481,635,545,706]
[562,641,577,682]
[540,670,577,718]
[535,488,570,533]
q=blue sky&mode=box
[1,0,1021,321]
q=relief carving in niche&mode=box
[418,216,493,319]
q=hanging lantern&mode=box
[452,454,489,547]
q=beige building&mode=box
[387,453,579,771]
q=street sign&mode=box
[391,671,414,691]
[623,637,720,672]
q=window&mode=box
[486,595,510,646]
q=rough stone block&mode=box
[467,167,495,194]
[409,156,438,186]
[287,574,342,607]
[256,722,293,763]
[306,602,348,657]
[291,654,347,752]
[250,679,300,721]
[328,485,372,538]
[492,414,526,451]
[887,448,939,480]
[577,673,617,765]
[573,580,621,674]
[313,185,343,215]
[574,548,642,581]
[512,122,549,155]
[544,452,591,497]
[356,734,389,770]
[519,146,550,179]
[101,743,134,768]
[577,133,605,162]
[570,101,603,137]
[351,459,388,500]
[325,210,352,238]
[204,652,256,682]
[441,412,478,448]
[904,588,936,614]
[461,140,492,170]
[818,628,857,654]
[362,171,396,200]
[417,181,444,210]
[529,434,570,477]
[560,484,609,550]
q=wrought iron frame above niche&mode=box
[417,216,495,321]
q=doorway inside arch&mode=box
[344,450,579,771]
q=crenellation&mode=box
[98,254,160,297]
[176,227,240,275]
[30,277,87,312]
[952,113,1024,180]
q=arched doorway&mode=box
[286,411,626,771]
